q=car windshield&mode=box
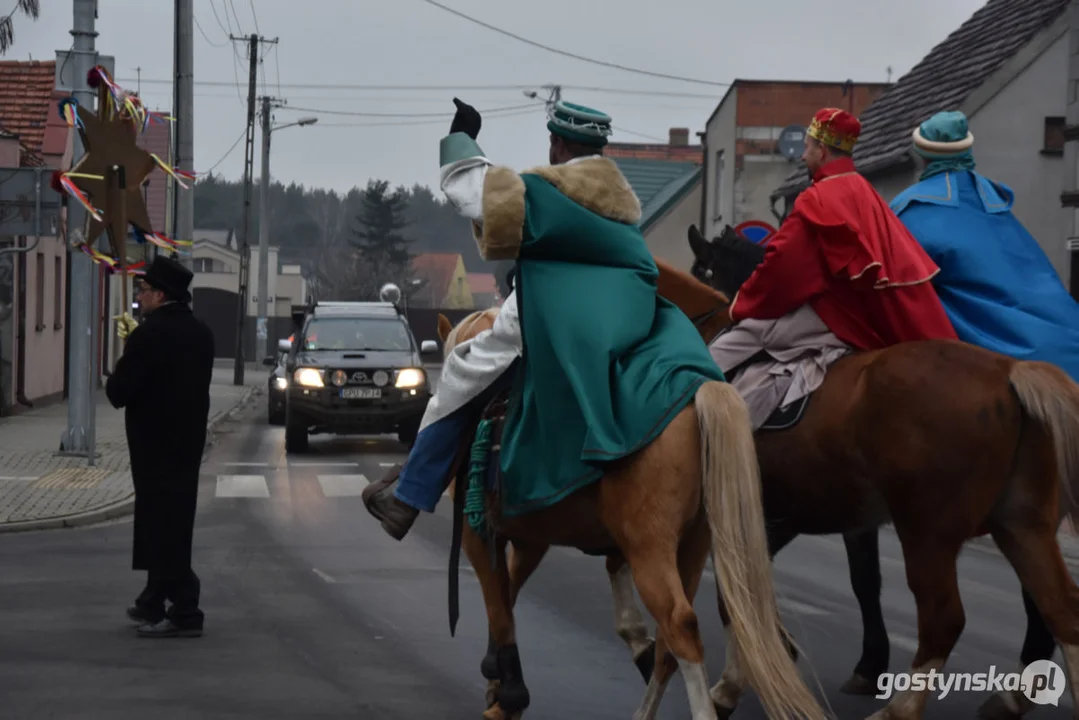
[302,317,412,351]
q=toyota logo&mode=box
[351,371,368,383]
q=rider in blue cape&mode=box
[890,110,1079,381]
[361,98,724,541]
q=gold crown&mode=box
[808,116,857,153]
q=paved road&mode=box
[0,395,1074,719]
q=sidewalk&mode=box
[0,367,263,533]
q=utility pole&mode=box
[256,95,272,365]
[1063,0,1079,299]
[172,0,194,270]
[58,0,99,462]
[231,33,277,384]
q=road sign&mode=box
[0,167,63,237]
[734,220,778,245]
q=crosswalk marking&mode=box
[216,474,270,498]
[317,474,369,497]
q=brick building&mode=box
[699,79,891,242]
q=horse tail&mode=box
[694,380,827,720]
[1009,361,1079,527]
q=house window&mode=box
[1045,117,1065,154]
[712,149,725,221]
[35,252,45,331]
[53,256,62,328]
[193,257,213,273]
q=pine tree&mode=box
[349,179,415,296]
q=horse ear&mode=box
[688,225,708,258]
[437,314,453,343]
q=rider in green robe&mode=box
[362,99,723,540]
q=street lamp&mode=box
[254,109,318,366]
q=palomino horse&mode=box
[436,304,826,720]
[681,224,1079,719]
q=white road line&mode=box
[224,462,269,467]
[777,597,832,617]
[890,634,922,654]
[289,462,360,467]
[378,462,396,467]
[317,474,369,497]
[313,568,337,584]
[215,474,270,498]
[0,476,38,481]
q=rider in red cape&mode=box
[730,108,958,351]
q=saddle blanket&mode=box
[709,304,851,429]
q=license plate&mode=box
[340,387,381,399]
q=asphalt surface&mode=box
[0,392,1075,719]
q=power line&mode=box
[416,0,727,88]
[208,0,230,36]
[115,76,721,99]
[193,13,228,48]
[312,106,544,128]
[276,101,541,118]
[202,126,248,172]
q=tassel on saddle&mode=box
[464,388,512,542]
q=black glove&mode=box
[449,97,482,140]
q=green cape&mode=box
[441,133,725,516]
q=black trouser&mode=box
[135,567,203,628]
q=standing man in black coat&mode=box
[106,255,214,638]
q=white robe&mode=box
[416,153,516,433]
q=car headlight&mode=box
[293,367,324,388]
[331,370,348,387]
[395,367,425,388]
[273,377,288,390]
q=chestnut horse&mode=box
[437,304,826,719]
[443,237,1079,719]
[681,224,1079,719]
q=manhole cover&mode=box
[35,467,110,489]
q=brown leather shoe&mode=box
[362,465,419,541]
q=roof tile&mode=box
[774,0,1068,197]
[0,60,59,163]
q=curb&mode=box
[0,384,263,535]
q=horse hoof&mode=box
[714,703,736,720]
[485,680,500,708]
[482,705,522,720]
[977,694,1023,720]
[634,640,656,683]
[840,673,880,696]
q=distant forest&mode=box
[192,173,512,300]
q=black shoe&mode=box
[126,605,164,624]
[136,618,202,638]
[361,465,419,541]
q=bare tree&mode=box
[0,0,40,55]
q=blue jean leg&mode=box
[393,367,516,513]
[393,409,474,512]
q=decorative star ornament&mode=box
[52,65,192,273]
[66,84,156,250]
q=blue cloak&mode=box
[890,170,1079,381]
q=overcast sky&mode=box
[9,0,986,194]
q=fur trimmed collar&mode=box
[523,157,642,225]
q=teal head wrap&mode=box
[547,100,613,148]
[912,111,976,180]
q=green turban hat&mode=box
[547,100,612,148]
[912,110,976,179]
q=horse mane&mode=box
[715,226,767,293]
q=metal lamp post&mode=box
[254,108,318,366]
